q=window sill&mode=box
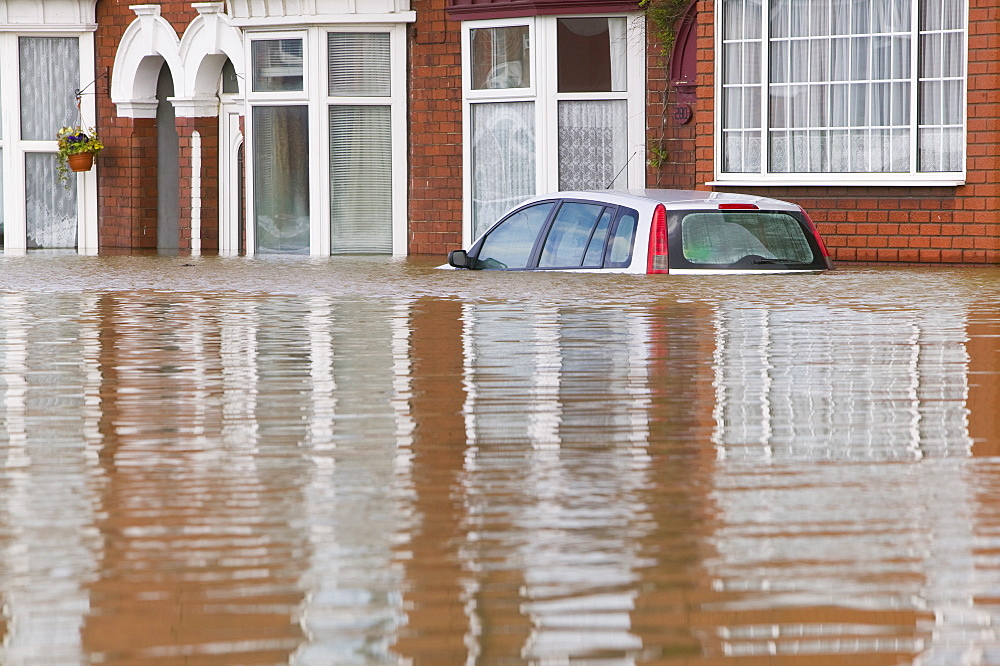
[708,177,966,188]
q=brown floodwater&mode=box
[0,254,998,664]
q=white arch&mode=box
[179,3,244,101]
[111,2,244,119]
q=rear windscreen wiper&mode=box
[752,258,811,265]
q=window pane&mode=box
[680,212,813,264]
[471,102,535,239]
[330,106,392,254]
[20,37,78,141]
[583,209,613,267]
[558,100,628,191]
[606,211,637,266]
[557,18,626,93]
[539,202,604,268]
[471,26,530,90]
[254,106,309,254]
[252,39,303,92]
[475,202,553,269]
[329,33,390,97]
[26,153,76,249]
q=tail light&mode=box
[646,204,669,274]
[718,203,759,210]
[799,206,833,268]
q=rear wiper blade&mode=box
[752,258,811,265]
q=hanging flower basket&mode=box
[56,125,104,185]
[67,151,96,172]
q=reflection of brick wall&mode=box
[409,0,464,256]
[690,1,999,265]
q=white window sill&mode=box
[709,177,966,188]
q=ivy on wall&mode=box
[641,0,695,171]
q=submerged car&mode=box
[447,189,833,274]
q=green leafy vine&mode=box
[640,0,695,173]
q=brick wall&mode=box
[646,14,698,190]
[95,1,211,253]
[690,0,999,265]
[408,0,465,256]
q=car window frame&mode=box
[469,200,559,270]
[468,198,641,271]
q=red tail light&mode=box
[718,203,759,210]
[646,204,669,274]
[799,206,830,258]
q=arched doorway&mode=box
[156,63,180,251]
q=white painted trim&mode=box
[230,12,415,27]
[113,2,245,118]
[218,107,243,255]
[0,30,97,254]
[191,130,202,254]
[0,0,97,28]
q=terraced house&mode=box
[0,0,995,263]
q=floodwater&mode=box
[0,254,998,665]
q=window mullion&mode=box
[910,0,919,174]
[760,0,769,176]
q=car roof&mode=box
[519,189,801,212]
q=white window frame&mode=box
[243,25,408,256]
[0,30,97,254]
[712,0,969,187]
[461,14,646,245]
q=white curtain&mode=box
[724,0,963,174]
[329,106,392,254]
[25,154,76,249]
[608,18,627,93]
[471,102,535,239]
[20,37,78,249]
[557,100,628,191]
[253,106,310,254]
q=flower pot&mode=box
[67,152,95,172]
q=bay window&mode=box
[463,15,644,240]
[717,0,966,184]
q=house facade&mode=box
[0,0,995,263]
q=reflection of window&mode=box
[475,202,553,269]
[252,39,304,92]
[538,202,606,268]
[720,0,965,180]
[557,18,625,93]
[471,26,530,90]
[606,211,637,266]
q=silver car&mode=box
[447,189,833,274]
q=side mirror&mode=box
[448,249,470,269]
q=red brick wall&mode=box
[409,0,465,256]
[691,0,1000,265]
[95,1,211,253]
[177,117,221,253]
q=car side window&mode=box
[538,202,607,268]
[474,202,555,269]
[605,210,638,267]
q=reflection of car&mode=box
[447,190,833,274]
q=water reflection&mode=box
[0,265,997,663]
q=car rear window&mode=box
[679,212,814,265]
